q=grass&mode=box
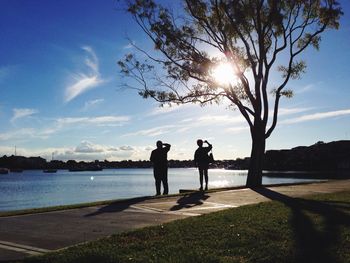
[22,189,350,263]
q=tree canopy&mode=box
[119,0,343,186]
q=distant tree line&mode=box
[0,154,248,170]
[263,140,350,172]
[0,141,349,175]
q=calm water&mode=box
[0,168,322,211]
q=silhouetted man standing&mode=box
[150,140,171,195]
[194,139,212,191]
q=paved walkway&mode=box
[0,179,349,262]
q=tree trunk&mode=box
[246,126,266,187]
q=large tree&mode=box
[118,0,342,187]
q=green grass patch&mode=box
[23,190,350,263]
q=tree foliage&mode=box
[119,0,342,136]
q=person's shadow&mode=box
[251,187,350,263]
[170,192,209,211]
[84,196,149,217]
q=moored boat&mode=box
[0,168,9,174]
[43,169,57,173]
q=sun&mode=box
[212,62,238,86]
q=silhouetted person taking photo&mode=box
[194,139,212,191]
[150,140,171,195]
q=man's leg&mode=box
[154,170,161,195]
[155,178,161,195]
[162,176,169,195]
[161,168,169,195]
[204,169,208,190]
[198,168,204,191]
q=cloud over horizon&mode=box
[0,141,152,162]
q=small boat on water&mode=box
[0,168,9,174]
[43,169,57,173]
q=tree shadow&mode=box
[170,192,209,211]
[252,187,350,263]
[320,200,350,211]
[84,196,149,217]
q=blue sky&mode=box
[0,0,350,162]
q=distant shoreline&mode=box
[1,140,350,173]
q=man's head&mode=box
[197,139,203,147]
[156,140,163,149]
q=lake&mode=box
[0,168,323,211]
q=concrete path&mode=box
[0,179,349,262]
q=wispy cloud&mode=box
[56,115,131,127]
[0,115,131,142]
[11,108,38,123]
[224,126,249,134]
[122,125,176,137]
[0,128,36,141]
[277,107,313,116]
[147,105,181,116]
[295,84,315,94]
[82,98,104,111]
[147,104,195,116]
[64,46,104,102]
[125,113,246,138]
[81,46,98,72]
[281,108,350,124]
[0,126,65,141]
[181,114,244,127]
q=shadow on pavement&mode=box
[170,192,209,211]
[252,187,350,263]
[84,196,149,217]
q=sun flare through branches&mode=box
[211,62,238,87]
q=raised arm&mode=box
[204,140,212,152]
[163,143,171,152]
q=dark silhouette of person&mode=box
[194,139,212,191]
[150,140,171,195]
